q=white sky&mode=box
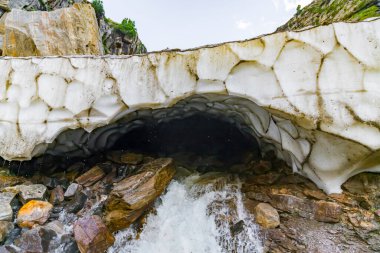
[103,0,313,51]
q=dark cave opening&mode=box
[4,112,261,176]
[111,113,261,169]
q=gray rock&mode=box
[0,204,12,221]
[64,183,80,199]
[17,184,47,203]
[0,192,17,205]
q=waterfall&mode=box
[108,173,263,253]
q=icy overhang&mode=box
[0,19,379,193]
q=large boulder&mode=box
[105,158,175,231]
[74,215,114,253]
[1,3,103,56]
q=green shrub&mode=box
[92,0,105,19]
[106,18,138,38]
[117,18,137,38]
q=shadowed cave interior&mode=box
[4,111,262,176]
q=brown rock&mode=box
[314,201,342,223]
[74,215,114,253]
[270,193,313,216]
[120,152,144,165]
[17,200,53,228]
[251,160,272,175]
[0,221,12,243]
[343,172,380,195]
[105,208,148,233]
[329,193,357,206]
[0,0,9,11]
[245,173,281,186]
[105,158,175,232]
[254,203,280,228]
[107,158,176,211]
[303,189,327,200]
[49,185,65,205]
[2,3,103,56]
[75,166,105,187]
[0,175,25,188]
[107,151,143,165]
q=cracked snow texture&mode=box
[0,20,379,194]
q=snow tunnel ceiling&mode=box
[0,19,380,193]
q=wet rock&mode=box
[17,200,53,228]
[49,185,65,205]
[74,215,115,253]
[66,191,87,214]
[105,208,149,233]
[107,158,176,211]
[231,220,245,235]
[254,203,280,228]
[0,201,12,222]
[314,201,342,223]
[64,183,81,199]
[0,221,13,243]
[105,158,175,231]
[15,226,58,253]
[17,184,47,204]
[75,166,105,187]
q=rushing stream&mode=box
[108,173,263,253]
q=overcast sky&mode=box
[103,0,313,51]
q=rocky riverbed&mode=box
[0,150,378,252]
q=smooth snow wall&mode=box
[0,19,380,193]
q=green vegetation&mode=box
[105,18,138,38]
[277,0,380,32]
[91,0,105,19]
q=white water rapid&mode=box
[108,173,263,253]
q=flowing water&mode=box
[108,173,263,253]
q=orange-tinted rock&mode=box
[314,201,342,223]
[75,166,105,187]
[74,215,114,253]
[254,203,280,228]
[17,200,53,228]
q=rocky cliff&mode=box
[0,0,147,56]
[277,0,380,31]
